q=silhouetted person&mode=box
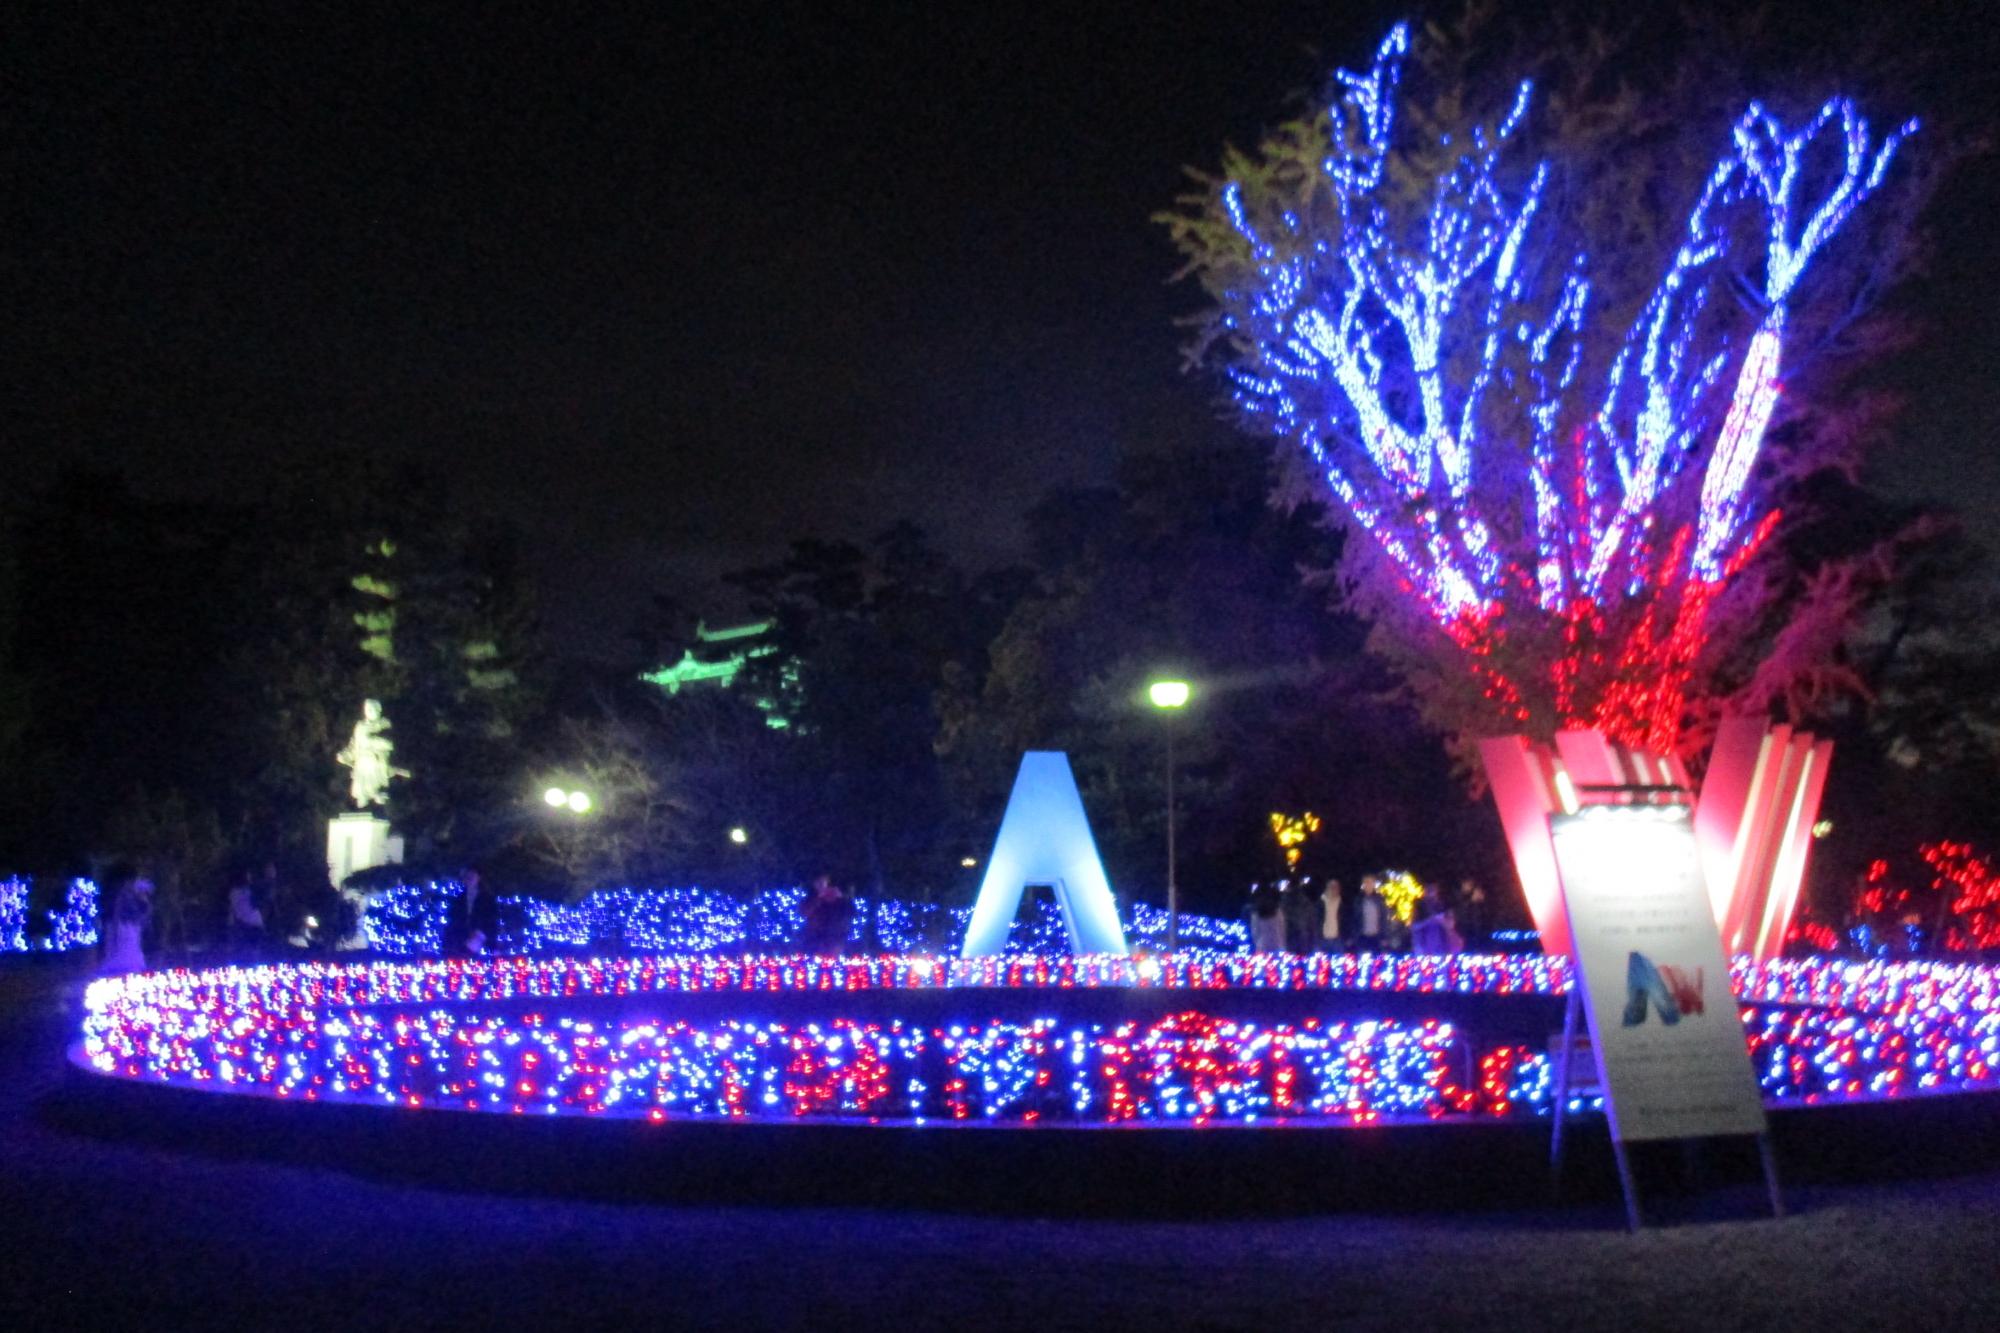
[1319,878,1345,953]
[1412,904,1464,955]
[99,863,152,974]
[444,866,499,957]
[1455,878,1489,949]
[1356,876,1385,952]
[1282,878,1319,953]
[226,864,267,961]
[800,874,854,955]
[1247,881,1284,953]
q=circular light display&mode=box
[76,952,2000,1127]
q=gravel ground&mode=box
[5,959,2000,1332]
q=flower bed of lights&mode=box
[75,951,2000,1127]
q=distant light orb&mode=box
[960,856,977,868]
[566,791,592,814]
[1148,680,1191,709]
[543,787,568,808]
[729,826,749,845]
[1812,819,1833,839]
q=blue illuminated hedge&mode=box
[361,880,1250,957]
[0,877,99,954]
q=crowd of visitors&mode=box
[1243,873,1491,955]
[87,849,1491,975]
[96,859,302,974]
[90,858,861,972]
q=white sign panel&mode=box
[1551,805,1765,1143]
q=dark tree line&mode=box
[2,415,1994,934]
[0,458,548,940]
[0,423,1498,924]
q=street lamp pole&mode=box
[1147,679,1191,951]
[1165,722,1178,951]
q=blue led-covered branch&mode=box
[1214,22,1917,626]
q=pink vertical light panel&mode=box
[1482,721,1830,962]
[1478,736,1574,956]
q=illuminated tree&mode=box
[1163,20,1927,758]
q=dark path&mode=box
[5,959,2000,1331]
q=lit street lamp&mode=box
[543,786,592,815]
[1147,679,1192,950]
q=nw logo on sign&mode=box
[1621,952,1706,1027]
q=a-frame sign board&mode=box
[1547,800,1781,1229]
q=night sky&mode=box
[7,2,1997,653]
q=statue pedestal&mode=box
[327,812,404,950]
[328,812,403,886]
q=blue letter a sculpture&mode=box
[960,751,1129,958]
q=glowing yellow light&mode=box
[544,787,568,808]
[1147,680,1191,708]
[1269,811,1322,868]
[1378,870,1425,925]
[1812,819,1833,839]
[566,791,592,814]
[960,856,977,868]
[729,827,749,845]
